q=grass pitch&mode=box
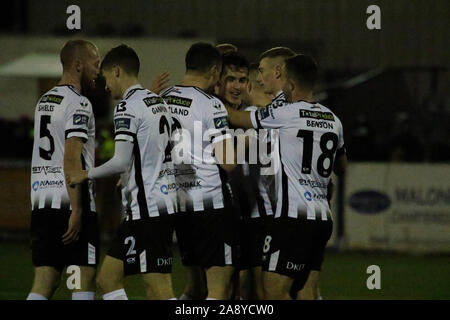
[0,242,449,300]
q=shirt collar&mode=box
[273,90,285,101]
[123,84,143,100]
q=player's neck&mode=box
[269,87,283,99]
[181,73,211,91]
[58,73,81,93]
[120,78,140,98]
[292,90,314,103]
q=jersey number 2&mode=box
[39,115,55,160]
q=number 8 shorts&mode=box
[261,217,333,279]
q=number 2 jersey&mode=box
[250,100,345,220]
[113,85,177,220]
[31,85,96,212]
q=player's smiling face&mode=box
[218,65,249,106]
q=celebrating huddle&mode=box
[28,39,347,300]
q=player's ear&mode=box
[74,58,82,73]
[289,78,296,93]
[209,65,218,78]
[247,81,253,94]
[274,64,282,79]
[113,65,120,78]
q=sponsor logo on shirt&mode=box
[32,181,39,192]
[73,114,89,125]
[115,118,131,130]
[39,94,64,104]
[299,110,335,121]
[32,166,63,175]
[163,96,192,108]
[304,191,312,201]
[143,96,165,107]
[299,179,328,189]
[31,180,65,191]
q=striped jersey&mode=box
[239,106,278,219]
[243,91,286,218]
[161,85,232,212]
[30,85,96,212]
[114,85,177,220]
[250,100,345,221]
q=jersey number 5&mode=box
[297,130,338,177]
[39,115,55,160]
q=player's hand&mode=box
[66,170,88,187]
[62,210,82,245]
[150,71,170,94]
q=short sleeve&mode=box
[204,98,232,144]
[64,97,92,143]
[250,103,289,129]
[113,101,140,143]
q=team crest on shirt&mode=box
[214,116,229,129]
[73,114,89,125]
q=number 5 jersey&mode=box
[31,85,96,212]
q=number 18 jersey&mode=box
[250,100,345,220]
[30,85,96,212]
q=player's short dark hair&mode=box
[60,39,95,70]
[284,54,318,89]
[185,42,222,72]
[259,46,296,61]
[221,51,249,75]
[101,44,140,76]
[249,62,259,72]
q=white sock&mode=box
[168,297,177,300]
[179,293,192,300]
[317,296,323,300]
[206,297,218,300]
[72,291,95,300]
[26,293,48,300]
[103,289,128,300]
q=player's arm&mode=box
[150,71,170,94]
[62,137,85,244]
[213,137,236,173]
[225,106,253,129]
[66,140,134,185]
[333,119,347,176]
[333,152,347,176]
